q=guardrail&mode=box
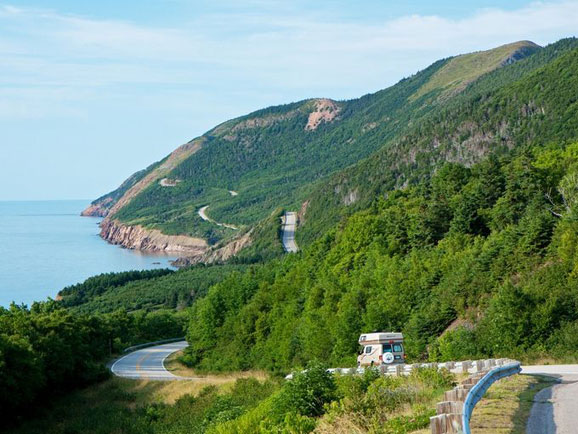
[286,358,521,433]
[286,358,515,380]
[122,337,185,353]
[461,361,521,434]
[430,360,521,434]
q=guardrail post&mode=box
[436,401,463,415]
[430,414,446,434]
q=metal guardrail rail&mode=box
[461,361,521,434]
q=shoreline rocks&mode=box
[99,219,252,266]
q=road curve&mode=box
[281,212,298,253]
[523,364,578,434]
[111,341,189,380]
[198,205,238,230]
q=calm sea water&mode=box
[0,200,178,307]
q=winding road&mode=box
[198,205,238,230]
[281,212,299,253]
[111,341,578,433]
[111,341,189,380]
[523,364,578,433]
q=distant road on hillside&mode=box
[524,364,578,433]
[198,205,238,230]
[281,212,299,253]
[111,341,189,380]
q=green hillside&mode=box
[299,37,578,245]
[90,40,543,246]
[183,142,578,372]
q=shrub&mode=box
[274,360,337,418]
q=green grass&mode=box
[469,374,556,433]
[7,375,276,434]
[411,41,540,101]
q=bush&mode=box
[274,360,337,418]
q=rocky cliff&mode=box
[99,219,252,265]
[80,200,111,217]
[99,219,208,254]
[172,230,253,267]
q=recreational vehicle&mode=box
[357,332,405,367]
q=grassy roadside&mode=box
[7,373,275,434]
[469,374,557,433]
[164,349,268,382]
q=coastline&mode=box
[99,218,209,255]
[96,218,253,267]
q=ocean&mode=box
[0,200,177,307]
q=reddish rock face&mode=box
[99,219,208,254]
[305,99,340,131]
[99,219,252,267]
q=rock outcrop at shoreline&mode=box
[99,219,253,265]
[81,199,113,217]
[99,219,208,255]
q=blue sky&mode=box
[1,0,577,200]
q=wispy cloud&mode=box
[0,1,577,120]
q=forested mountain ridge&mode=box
[84,40,543,259]
[299,37,578,244]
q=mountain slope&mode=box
[299,37,578,244]
[183,141,578,371]
[85,40,544,259]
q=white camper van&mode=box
[357,332,405,367]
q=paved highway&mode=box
[281,212,298,253]
[197,205,238,230]
[111,341,189,380]
[523,364,578,434]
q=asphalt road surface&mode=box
[197,205,238,230]
[111,341,189,380]
[281,212,298,253]
[523,364,578,434]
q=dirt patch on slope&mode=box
[305,99,341,131]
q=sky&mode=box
[1,0,577,201]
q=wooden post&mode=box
[436,401,463,415]
[430,413,462,434]
[430,414,446,434]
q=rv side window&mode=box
[364,346,372,354]
[383,344,392,353]
[393,343,403,353]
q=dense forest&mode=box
[58,264,248,313]
[0,302,186,428]
[299,37,578,244]
[183,143,578,372]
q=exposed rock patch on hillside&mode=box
[305,99,340,130]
